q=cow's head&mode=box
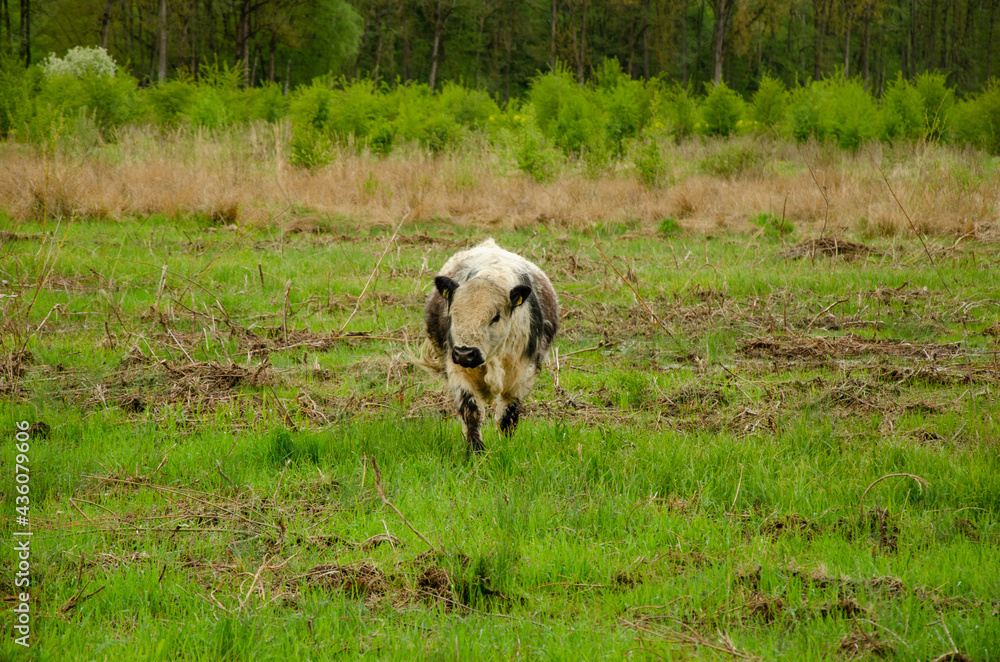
[435,275,531,369]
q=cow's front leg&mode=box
[457,390,485,457]
[497,399,521,437]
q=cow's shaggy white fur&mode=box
[422,239,559,455]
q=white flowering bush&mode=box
[35,46,138,139]
[41,46,117,79]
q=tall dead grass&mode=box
[1,123,996,237]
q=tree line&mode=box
[3,0,998,99]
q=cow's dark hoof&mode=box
[498,402,521,437]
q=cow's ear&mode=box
[509,284,532,309]
[435,276,460,302]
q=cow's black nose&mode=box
[452,346,484,368]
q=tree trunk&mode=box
[578,0,588,84]
[250,47,259,86]
[861,1,871,87]
[268,31,275,83]
[19,0,29,66]
[99,0,113,48]
[679,0,687,84]
[429,12,442,92]
[843,0,852,78]
[694,0,705,82]
[236,0,251,87]
[813,0,831,80]
[710,0,733,84]
[400,9,411,82]
[373,30,383,85]
[989,0,997,81]
[550,0,557,71]
[157,0,167,82]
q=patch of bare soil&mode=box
[837,507,901,553]
[873,365,998,386]
[162,360,271,395]
[0,230,47,242]
[761,514,820,540]
[838,628,893,658]
[820,597,867,619]
[416,565,453,600]
[746,592,785,623]
[300,562,387,600]
[822,377,899,411]
[781,237,880,259]
[740,333,965,364]
[0,350,33,396]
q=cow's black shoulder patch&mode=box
[521,273,544,359]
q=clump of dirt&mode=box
[735,566,762,591]
[928,654,973,662]
[822,378,898,411]
[301,562,386,599]
[781,237,880,259]
[612,571,641,589]
[762,514,819,540]
[119,394,146,413]
[746,592,785,623]
[837,507,900,553]
[838,629,893,658]
[662,385,728,413]
[163,360,270,395]
[0,230,47,242]
[821,597,867,619]
[740,334,963,364]
[0,350,34,397]
[417,565,453,600]
[866,507,900,552]
[28,421,51,439]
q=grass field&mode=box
[2,177,1000,659]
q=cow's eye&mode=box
[490,312,501,325]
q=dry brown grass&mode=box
[1,125,997,237]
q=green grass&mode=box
[1,215,999,660]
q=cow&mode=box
[422,239,559,457]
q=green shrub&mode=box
[146,80,198,126]
[439,82,499,129]
[789,78,877,150]
[0,57,37,138]
[701,81,744,137]
[913,72,954,140]
[185,86,229,128]
[596,58,653,152]
[288,82,338,132]
[289,126,334,169]
[528,68,604,154]
[951,81,1000,155]
[662,84,698,140]
[880,75,924,141]
[751,75,787,131]
[632,134,667,188]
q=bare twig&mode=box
[807,297,849,331]
[730,464,745,513]
[591,234,679,348]
[339,211,409,334]
[369,455,441,554]
[215,460,236,488]
[859,473,930,517]
[867,147,952,296]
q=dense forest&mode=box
[3,0,999,99]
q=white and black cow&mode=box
[423,239,559,456]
